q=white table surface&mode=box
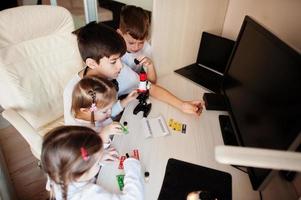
[97,72,259,200]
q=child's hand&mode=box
[100,122,123,143]
[136,56,154,69]
[120,90,139,108]
[181,100,203,116]
[136,56,157,83]
[101,147,119,162]
[126,90,139,102]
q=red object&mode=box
[118,156,126,169]
[140,72,147,81]
[138,67,147,93]
[80,147,89,161]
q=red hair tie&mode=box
[80,147,89,161]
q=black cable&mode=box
[232,165,248,173]
[259,191,263,200]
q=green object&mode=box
[116,174,125,191]
[120,124,129,134]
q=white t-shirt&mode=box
[63,64,139,124]
[121,41,152,73]
[46,158,144,200]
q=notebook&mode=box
[175,32,235,94]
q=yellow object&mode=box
[168,118,184,132]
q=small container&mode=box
[144,171,150,182]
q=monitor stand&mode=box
[219,115,246,172]
[218,115,239,146]
[203,93,227,111]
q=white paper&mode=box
[142,115,170,138]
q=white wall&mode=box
[151,0,229,76]
[222,0,301,52]
[113,0,153,11]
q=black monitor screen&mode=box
[197,32,235,73]
[222,16,301,190]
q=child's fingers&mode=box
[113,128,123,135]
[137,56,153,67]
[195,105,203,115]
[111,125,123,135]
[102,148,119,161]
[140,58,152,66]
[102,154,119,162]
[130,91,139,98]
[182,102,202,116]
[108,147,116,151]
[107,148,119,156]
[187,100,203,115]
[129,90,138,97]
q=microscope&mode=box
[133,61,152,117]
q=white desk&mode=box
[98,72,259,200]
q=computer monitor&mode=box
[222,16,301,190]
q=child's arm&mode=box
[120,158,144,199]
[120,90,139,108]
[149,84,203,116]
[93,158,144,199]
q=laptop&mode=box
[175,32,235,93]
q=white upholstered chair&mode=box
[0,5,83,159]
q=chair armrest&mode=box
[215,145,301,172]
[2,109,42,159]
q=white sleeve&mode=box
[111,100,123,117]
[117,65,139,96]
[121,158,144,200]
[84,159,144,200]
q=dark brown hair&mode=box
[73,21,126,63]
[119,5,150,40]
[41,126,103,200]
[71,76,117,126]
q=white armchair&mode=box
[0,5,83,159]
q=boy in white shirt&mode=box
[117,5,157,83]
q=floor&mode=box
[0,125,48,200]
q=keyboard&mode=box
[175,63,223,93]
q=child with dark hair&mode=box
[64,22,138,125]
[64,22,202,125]
[41,125,144,200]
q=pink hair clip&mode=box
[80,147,89,161]
[90,103,97,112]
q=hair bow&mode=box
[90,103,97,112]
[80,147,89,161]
